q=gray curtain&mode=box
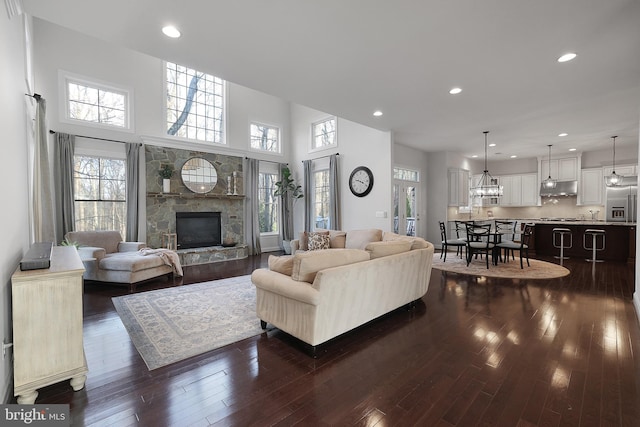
[302,160,313,232]
[329,154,341,230]
[244,158,261,255]
[53,132,75,244]
[33,97,55,243]
[125,143,141,241]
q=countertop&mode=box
[448,218,636,227]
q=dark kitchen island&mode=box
[532,220,636,262]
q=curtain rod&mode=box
[245,157,287,165]
[25,93,42,101]
[302,152,339,162]
[49,130,142,146]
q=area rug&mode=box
[432,254,570,279]
[112,275,266,370]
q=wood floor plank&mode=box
[21,252,639,426]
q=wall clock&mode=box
[349,166,374,197]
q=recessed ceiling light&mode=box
[471,155,478,158]
[569,148,577,152]
[489,143,496,147]
[558,132,568,137]
[162,25,181,38]
[373,110,383,117]
[510,155,517,158]
[449,87,462,95]
[557,53,577,63]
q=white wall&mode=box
[290,105,394,236]
[0,13,32,403]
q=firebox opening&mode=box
[176,212,222,249]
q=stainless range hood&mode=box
[539,180,578,197]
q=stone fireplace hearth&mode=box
[145,145,247,265]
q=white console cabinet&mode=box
[11,246,88,404]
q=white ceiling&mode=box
[22,0,640,160]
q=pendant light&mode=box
[604,136,623,187]
[542,144,557,189]
[470,131,503,198]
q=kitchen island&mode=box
[530,220,636,262]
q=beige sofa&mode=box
[251,229,434,350]
[65,231,177,286]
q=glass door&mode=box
[393,181,419,237]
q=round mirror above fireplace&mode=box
[181,157,218,193]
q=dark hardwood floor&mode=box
[23,252,640,426]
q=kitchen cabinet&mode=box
[603,164,637,177]
[499,173,538,206]
[579,168,603,205]
[541,157,578,181]
[448,168,470,207]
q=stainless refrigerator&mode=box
[605,176,638,222]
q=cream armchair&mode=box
[64,231,175,286]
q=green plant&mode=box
[159,164,174,179]
[274,167,303,241]
[60,237,81,248]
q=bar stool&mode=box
[583,229,605,263]
[552,228,572,260]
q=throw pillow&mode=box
[382,231,429,250]
[345,229,383,250]
[291,249,371,283]
[308,233,331,251]
[298,230,329,251]
[365,240,412,259]
[315,229,347,248]
[268,255,294,276]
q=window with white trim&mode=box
[62,74,130,129]
[394,167,420,182]
[73,155,127,238]
[165,62,225,143]
[250,123,280,153]
[313,169,330,229]
[312,117,337,150]
[258,171,279,234]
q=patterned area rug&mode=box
[112,275,265,370]
[433,253,570,279]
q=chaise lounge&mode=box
[64,230,178,287]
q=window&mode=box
[250,123,280,153]
[313,169,330,229]
[166,62,225,143]
[74,155,127,238]
[258,172,279,234]
[62,74,129,129]
[312,117,337,150]
[394,167,420,182]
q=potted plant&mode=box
[274,167,303,254]
[159,164,173,193]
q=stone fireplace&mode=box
[145,145,247,265]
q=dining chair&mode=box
[496,223,534,269]
[494,219,517,261]
[439,221,466,262]
[465,222,495,269]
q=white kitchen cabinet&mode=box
[520,173,539,206]
[541,157,578,181]
[448,168,470,207]
[498,173,538,206]
[579,168,603,205]
[602,164,636,177]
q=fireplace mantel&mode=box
[147,192,245,200]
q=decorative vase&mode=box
[163,178,171,193]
